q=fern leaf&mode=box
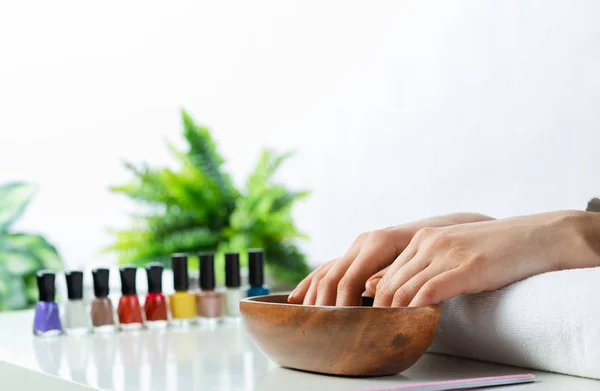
[111,162,178,206]
[247,149,295,193]
[181,110,238,207]
[111,226,220,266]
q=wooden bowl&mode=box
[240,294,440,377]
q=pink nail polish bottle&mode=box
[195,252,223,327]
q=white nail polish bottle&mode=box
[224,252,245,318]
[64,271,90,335]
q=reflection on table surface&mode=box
[30,320,272,391]
[26,325,538,391]
[2,310,597,391]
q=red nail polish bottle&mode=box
[144,263,168,329]
[118,266,144,331]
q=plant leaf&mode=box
[0,183,37,231]
[246,149,294,193]
[109,226,220,266]
[181,110,238,208]
[23,273,38,306]
[0,233,63,270]
[106,113,310,287]
[4,277,27,310]
[0,265,9,299]
[0,251,39,275]
[111,162,179,206]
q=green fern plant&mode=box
[0,183,63,310]
[106,110,311,284]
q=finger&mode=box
[365,266,390,297]
[391,264,443,307]
[288,268,319,304]
[313,256,355,306]
[328,230,409,307]
[288,260,333,304]
[376,244,418,290]
[373,246,420,307]
[302,261,335,305]
[333,247,394,306]
[311,236,372,306]
[408,267,468,307]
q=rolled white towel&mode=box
[428,267,600,379]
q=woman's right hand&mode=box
[287,213,494,307]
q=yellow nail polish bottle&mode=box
[169,254,196,327]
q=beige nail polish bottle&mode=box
[196,252,223,327]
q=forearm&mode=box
[551,210,600,271]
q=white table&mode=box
[0,310,597,390]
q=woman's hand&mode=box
[287,213,494,306]
[365,211,600,308]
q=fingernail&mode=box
[287,290,296,302]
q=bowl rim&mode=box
[240,294,439,311]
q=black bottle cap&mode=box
[225,252,241,288]
[199,252,215,291]
[171,253,189,291]
[36,270,56,302]
[248,249,265,286]
[92,268,110,298]
[65,270,84,300]
[586,197,600,212]
[119,266,138,296]
[145,262,164,293]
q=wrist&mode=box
[549,210,600,271]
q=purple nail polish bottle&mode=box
[33,271,63,337]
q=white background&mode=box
[1,0,599,270]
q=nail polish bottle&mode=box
[117,266,144,331]
[33,271,63,337]
[196,252,223,325]
[169,254,196,327]
[144,263,168,329]
[64,270,90,335]
[247,249,271,297]
[224,252,244,317]
[91,268,116,333]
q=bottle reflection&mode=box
[176,361,195,391]
[64,336,90,385]
[199,328,243,390]
[222,327,255,390]
[119,331,142,390]
[32,337,63,375]
[170,330,198,390]
[202,353,229,390]
[91,334,116,390]
[170,329,199,363]
[145,330,168,391]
